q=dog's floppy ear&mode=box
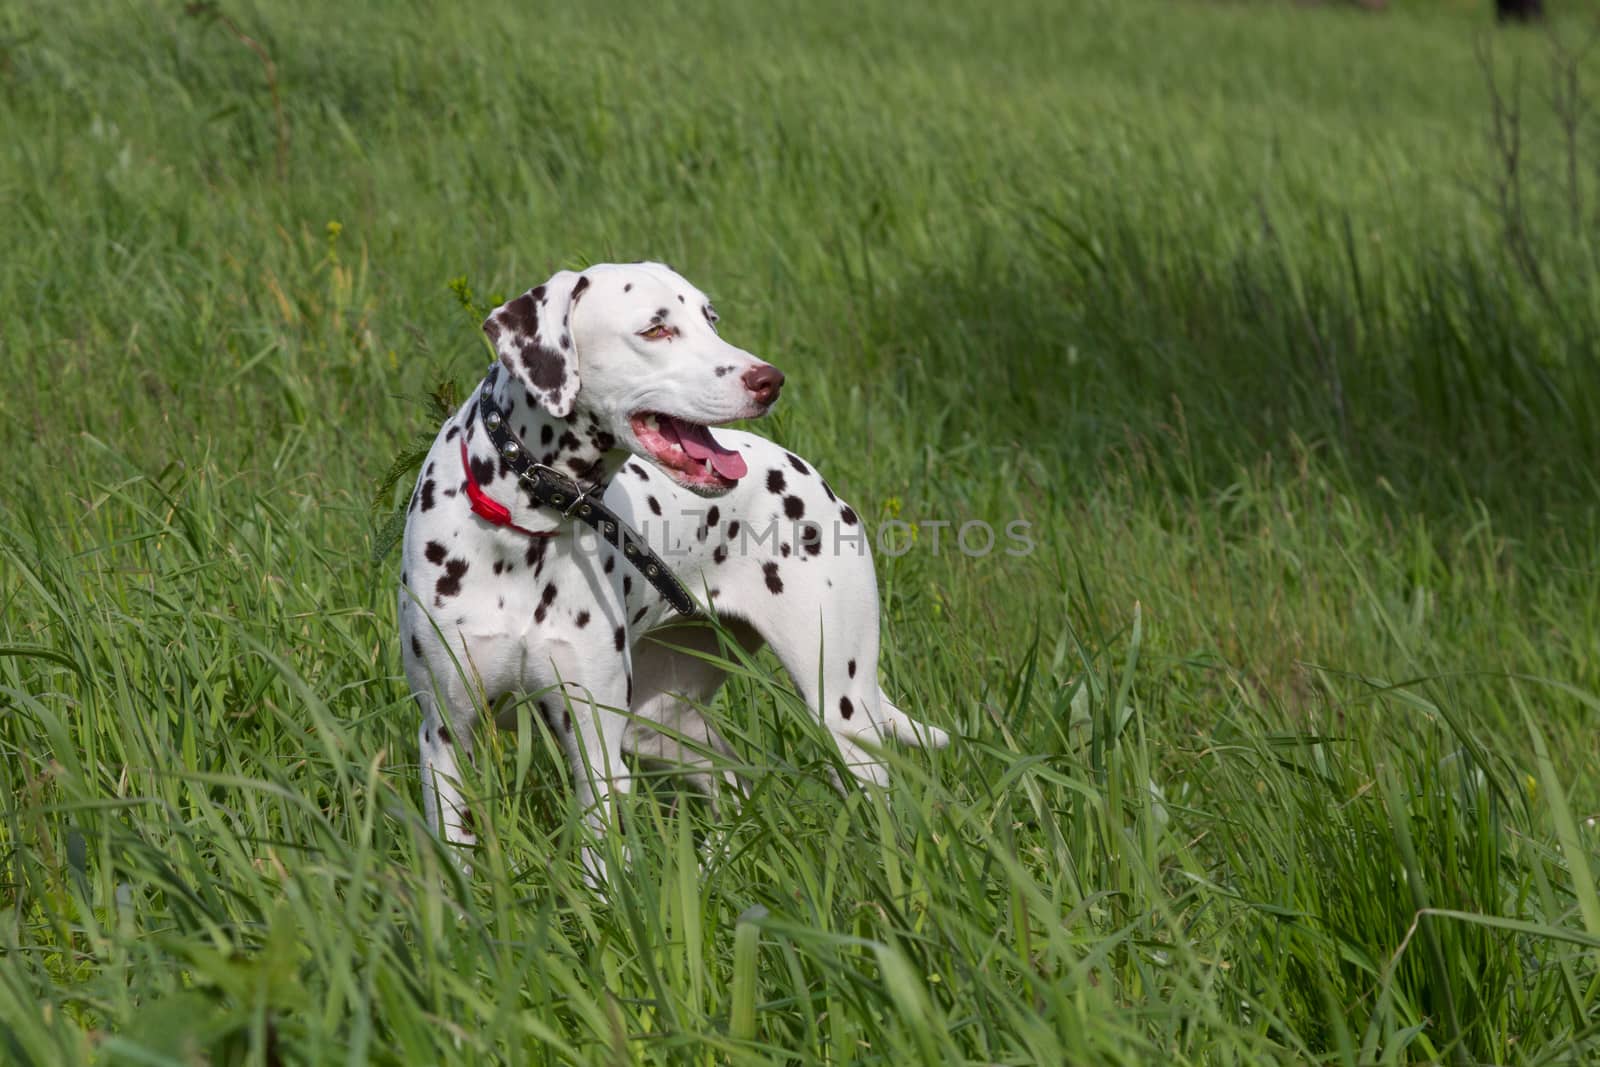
[482,270,591,418]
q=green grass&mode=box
[3,0,1600,1062]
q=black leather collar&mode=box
[477,364,698,618]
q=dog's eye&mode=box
[639,324,672,341]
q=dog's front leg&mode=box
[414,680,482,873]
[422,703,476,863]
[538,664,633,891]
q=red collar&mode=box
[461,437,553,538]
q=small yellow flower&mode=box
[884,496,902,518]
[326,220,343,241]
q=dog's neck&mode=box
[485,367,626,494]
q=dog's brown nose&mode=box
[742,364,785,406]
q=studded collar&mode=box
[472,364,698,618]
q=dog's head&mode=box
[483,262,782,495]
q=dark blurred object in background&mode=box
[1496,0,1544,22]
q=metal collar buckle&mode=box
[520,463,591,518]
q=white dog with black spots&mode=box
[398,262,948,884]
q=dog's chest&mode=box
[474,535,627,638]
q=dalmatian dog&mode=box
[398,262,948,883]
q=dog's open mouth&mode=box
[629,412,748,490]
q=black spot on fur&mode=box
[436,559,469,598]
[624,282,633,293]
[783,495,805,520]
[763,561,783,594]
[623,576,633,597]
[425,541,447,564]
[727,520,740,539]
[575,610,591,628]
[822,480,837,502]
[626,676,633,704]
[420,480,436,511]
[800,523,822,555]
[840,504,859,525]
[557,431,580,452]
[493,560,504,575]
[614,626,626,651]
[713,544,728,564]
[633,606,648,624]
[787,453,810,476]
[562,709,572,731]
[445,425,459,441]
[677,294,685,303]
[461,807,476,834]
[572,275,590,303]
[540,424,554,445]
[848,659,857,678]
[766,469,786,494]
[706,505,720,529]
[521,344,567,394]
[411,635,423,659]
[630,463,650,480]
[534,581,558,622]
[647,496,661,516]
[603,555,616,573]
[469,453,495,487]
[438,725,453,744]
[839,696,854,720]
[494,292,537,338]
[781,543,792,558]
[525,539,548,568]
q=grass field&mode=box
[3,0,1600,1062]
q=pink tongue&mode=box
[664,416,747,480]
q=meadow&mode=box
[2,0,1599,1062]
